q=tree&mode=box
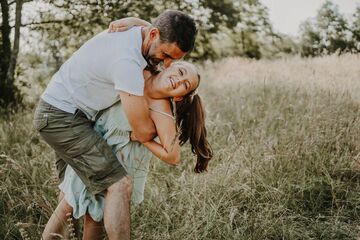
[299,19,322,57]
[0,0,24,109]
[299,1,354,57]
[350,6,360,51]
[316,1,352,54]
[227,0,280,59]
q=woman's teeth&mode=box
[169,77,176,89]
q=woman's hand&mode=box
[108,17,151,33]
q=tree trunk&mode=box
[0,0,22,109]
[0,0,11,85]
[7,0,23,82]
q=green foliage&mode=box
[316,1,353,53]
[299,20,322,57]
[28,0,279,62]
[351,6,360,51]
[198,0,240,33]
[31,0,215,62]
[299,1,358,57]
[218,0,292,59]
[231,28,262,59]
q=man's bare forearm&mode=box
[119,91,156,143]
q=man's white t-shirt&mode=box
[41,27,147,118]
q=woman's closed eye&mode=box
[183,81,190,90]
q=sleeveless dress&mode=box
[59,102,152,222]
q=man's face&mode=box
[144,29,186,70]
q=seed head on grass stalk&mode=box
[66,212,78,240]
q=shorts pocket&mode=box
[33,113,49,131]
[70,110,92,135]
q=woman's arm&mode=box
[142,99,180,166]
[108,17,151,32]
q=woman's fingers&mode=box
[108,19,132,33]
[109,26,128,33]
[108,24,115,33]
[108,17,148,33]
[116,26,129,32]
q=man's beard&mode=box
[145,56,161,74]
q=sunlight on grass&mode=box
[1,54,360,239]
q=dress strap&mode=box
[149,107,175,121]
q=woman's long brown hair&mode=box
[175,86,213,173]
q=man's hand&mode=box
[129,131,138,142]
[108,17,151,33]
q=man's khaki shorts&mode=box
[33,99,127,194]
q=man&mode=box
[34,10,197,240]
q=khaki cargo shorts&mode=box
[33,99,127,194]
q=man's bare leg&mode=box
[83,213,105,240]
[42,196,73,240]
[104,176,132,240]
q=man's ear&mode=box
[149,27,160,41]
[173,96,183,102]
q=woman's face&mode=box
[151,61,199,98]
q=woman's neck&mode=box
[144,74,163,99]
[143,76,154,99]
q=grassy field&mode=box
[1,54,360,239]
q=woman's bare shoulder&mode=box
[148,98,172,114]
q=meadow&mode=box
[1,54,360,239]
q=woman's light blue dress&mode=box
[59,102,152,222]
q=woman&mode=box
[42,61,213,239]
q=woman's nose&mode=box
[175,78,185,86]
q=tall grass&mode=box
[1,54,360,239]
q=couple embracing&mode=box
[34,10,213,239]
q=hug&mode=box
[33,10,213,240]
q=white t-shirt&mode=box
[41,27,147,118]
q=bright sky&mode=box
[260,0,360,36]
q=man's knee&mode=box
[107,176,133,197]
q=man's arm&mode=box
[118,91,156,143]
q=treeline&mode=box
[299,1,360,57]
[0,0,359,109]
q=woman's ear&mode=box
[173,96,183,102]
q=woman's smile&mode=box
[169,76,176,89]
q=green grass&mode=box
[1,55,360,239]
